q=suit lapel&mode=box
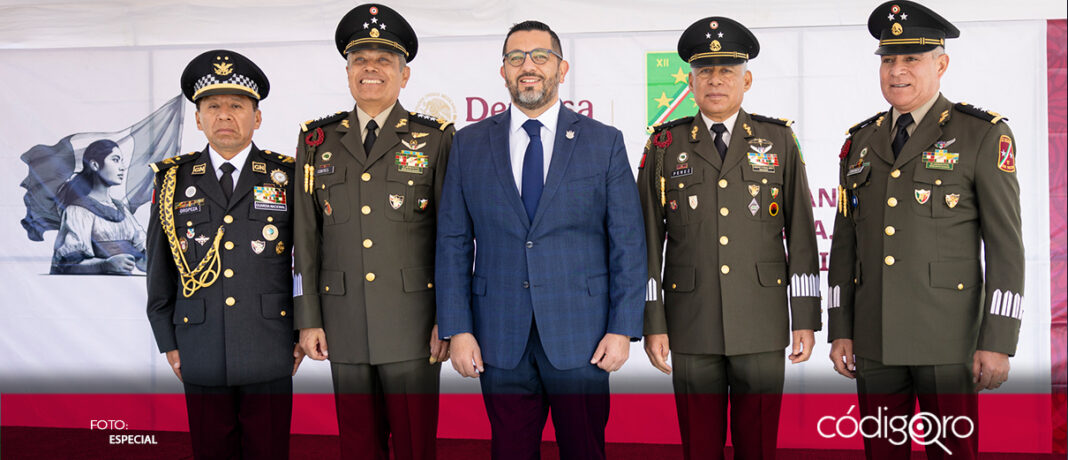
[688,115,722,171]
[366,104,407,168]
[719,110,752,178]
[489,110,530,228]
[868,111,895,166]
[894,95,950,170]
[193,146,228,208]
[338,110,365,165]
[227,144,261,211]
[531,107,579,230]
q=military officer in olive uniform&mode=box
[146,50,303,460]
[292,4,452,460]
[638,17,821,460]
[827,2,1024,459]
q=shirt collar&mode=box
[892,92,940,129]
[510,101,561,136]
[356,102,396,133]
[700,110,740,136]
[208,143,252,173]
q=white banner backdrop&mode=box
[0,19,1051,400]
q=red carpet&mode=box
[1,427,1061,459]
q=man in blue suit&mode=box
[436,20,646,460]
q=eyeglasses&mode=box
[502,48,562,67]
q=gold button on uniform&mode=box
[427,283,434,289]
[185,220,194,227]
[324,286,330,292]
[363,239,373,248]
[408,180,414,186]
[719,236,729,245]
[224,215,234,224]
[884,256,895,266]
[225,297,236,306]
[935,179,943,186]
[280,310,287,317]
[891,169,901,178]
[957,283,964,290]
[721,265,730,274]
[365,272,376,282]
[183,317,189,324]
[720,207,729,216]
[361,205,371,215]
[671,283,677,289]
[777,279,782,285]
[224,241,234,250]
[761,178,768,184]
[718,179,728,188]
[362,172,371,182]
[887,197,898,207]
[224,269,234,278]
[885,226,896,236]
[678,183,685,189]
[267,216,274,223]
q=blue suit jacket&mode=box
[436,105,646,371]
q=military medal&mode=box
[401,139,427,150]
[688,195,698,210]
[270,169,289,186]
[769,202,780,217]
[186,228,196,239]
[669,200,678,211]
[324,200,333,216]
[252,161,267,174]
[185,186,197,198]
[915,189,931,204]
[748,138,773,154]
[275,241,285,255]
[748,184,760,197]
[195,235,209,246]
[677,152,688,163]
[945,193,960,209]
[859,147,868,158]
[395,150,429,174]
[747,152,779,173]
[254,185,288,211]
[922,150,959,170]
[770,187,779,199]
[321,151,332,161]
[389,194,405,209]
[251,240,266,254]
[179,239,188,252]
[416,198,429,211]
[566,130,575,139]
[748,198,760,216]
[262,224,279,241]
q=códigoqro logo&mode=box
[817,405,974,455]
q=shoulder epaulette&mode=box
[749,113,793,127]
[846,111,887,136]
[301,111,349,132]
[150,151,200,173]
[650,116,694,133]
[409,112,453,131]
[954,103,1006,124]
[261,149,295,165]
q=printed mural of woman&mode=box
[50,139,147,275]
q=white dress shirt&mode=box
[700,110,740,147]
[509,101,561,194]
[208,143,252,192]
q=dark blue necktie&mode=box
[521,119,544,222]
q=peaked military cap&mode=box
[180,49,269,102]
[335,3,418,61]
[678,17,759,66]
[868,1,959,55]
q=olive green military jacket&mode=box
[638,110,821,356]
[292,103,454,365]
[827,94,1024,365]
